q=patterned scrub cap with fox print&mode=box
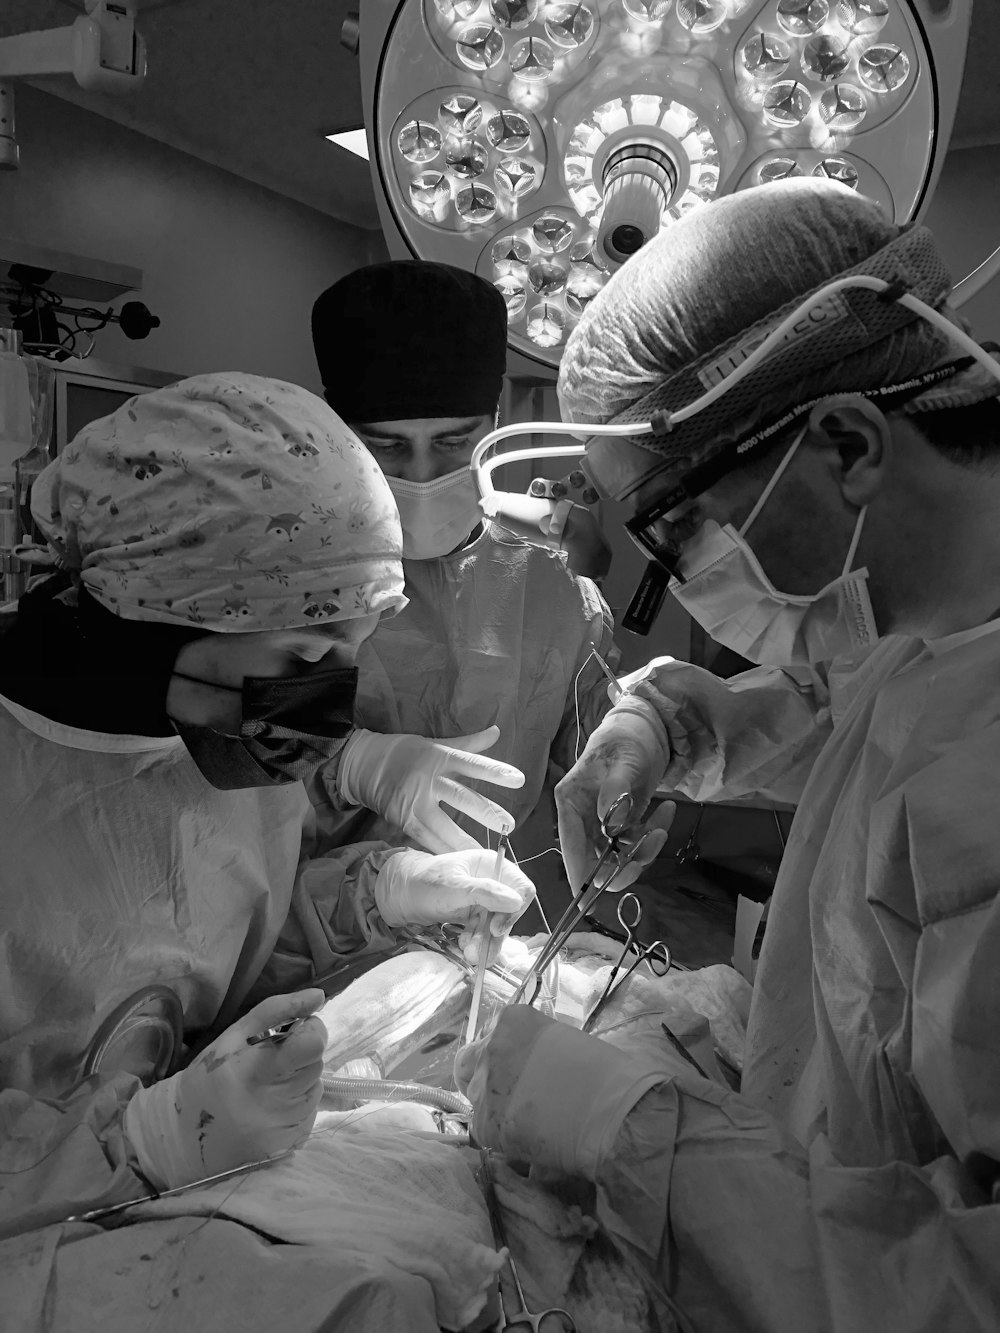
[31,372,407,631]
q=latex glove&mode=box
[454,1006,663,1176]
[336,725,525,854]
[374,847,535,964]
[555,698,676,892]
[124,990,327,1190]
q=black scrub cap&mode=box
[312,261,508,424]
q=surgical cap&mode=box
[558,178,1000,500]
[312,261,508,422]
[31,373,407,631]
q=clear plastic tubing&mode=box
[320,1073,473,1117]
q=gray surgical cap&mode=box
[558,178,999,500]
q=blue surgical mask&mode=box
[171,665,358,789]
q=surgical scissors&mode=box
[479,1149,577,1332]
[582,893,671,1033]
[507,793,650,1009]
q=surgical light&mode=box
[354,0,971,369]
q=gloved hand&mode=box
[555,697,676,892]
[374,847,535,964]
[454,1006,664,1177]
[336,725,525,853]
[124,990,327,1190]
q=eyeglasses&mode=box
[624,493,701,583]
[622,355,977,585]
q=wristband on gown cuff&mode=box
[334,728,374,807]
[499,1021,666,1179]
[123,1077,187,1193]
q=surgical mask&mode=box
[669,427,878,667]
[385,468,482,560]
[171,665,358,790]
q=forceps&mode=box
[509,793,649,1008]
[582,892,671,1033]
[478,1149,577,1332]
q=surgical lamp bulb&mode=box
[758,157,802,182]
[492,235,531,272]
[494,275,528,314]
[741,32,791,82]
[775,0,829,37]
[567,260,606,301]
[532,214,576,252]
[675,0,728,33]
[439,95,484,138]
[762,80,812,128]
[494,156,537,196]
[409,171,451,217]
[398,120,442,163]
[802,34,851,82]
[544,3,596,49]
[835,0,889,37]
[455,183,499,222]
[510,35,556,80]
[818,82,867,130]
[456,24,505,70]
[445,140,490,178]
[814,156,860,187]
[621,0,673,23]
[526,301,566,347]
[485,110,532,152]
[528,259,568,294]
[489,0,540,28]
[434,0,482,19]
[858,44,910,93]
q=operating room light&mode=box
[366,0,951,367]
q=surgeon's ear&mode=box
[807,396,891,507]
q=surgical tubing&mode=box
[320,1073,473,1117]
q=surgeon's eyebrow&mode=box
[428,418,483,439]
[356,419,483,440]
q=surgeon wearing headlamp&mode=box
[458,178,1000,1327]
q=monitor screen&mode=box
[63,383,139,444]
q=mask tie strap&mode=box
[841,505,867,577]
[739,425,807,538]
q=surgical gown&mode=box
[0,685,408,1236]
[319,525,616,882]
[500,623,1000,1329]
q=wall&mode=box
[2,85,384,392]
[923,142,1000,341]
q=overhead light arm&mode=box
[0,0,145,88]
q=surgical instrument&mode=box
[508,793,649,1008]
[246,1017,307,1047]
[588,646,623,702]
[582,893,671,1033]
[64,1150,294,1225]
[464,829,510,1046]
[478,1149,577,1332]
[660,1022,711,1080]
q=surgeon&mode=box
[0,372,534,1228]
[457,179,1000,1328]
[310,263,663,896]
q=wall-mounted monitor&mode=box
[52,357,178,454]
